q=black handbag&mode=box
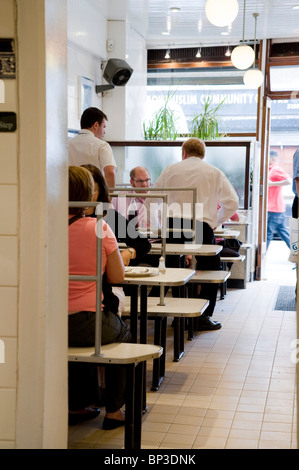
[217,238,242,257]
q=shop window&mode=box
[269,65,299,93]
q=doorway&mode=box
[265,95,299,285]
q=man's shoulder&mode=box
[97,138,111,149]
[69,131,94,144]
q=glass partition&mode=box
[110,141,251,209]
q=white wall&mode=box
[103,20,147,141]
[67,0,107,131]
[67,0,148,141]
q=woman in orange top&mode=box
[68,166,131,430]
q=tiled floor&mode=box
[68,241,298,449]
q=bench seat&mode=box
[68,342,162,450]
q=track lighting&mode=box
[164,49,171,59]
[225,46,231,57]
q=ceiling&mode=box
[106,0,299,49]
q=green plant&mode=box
[190,96,226,140]
[143,90,178,140]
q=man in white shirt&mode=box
[153,138,239,330]
[68,107,117,188]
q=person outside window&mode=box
[292,148,299,218]
[267,150,291,250]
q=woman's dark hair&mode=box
[80,107,108,129]
[68,165,94,216]
[81,164,111,203]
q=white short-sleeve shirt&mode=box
[68,129,116,172]
[153,156,239,229]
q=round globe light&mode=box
[231,44,255,70]
[243,69,264,88]
[205,0,239,27]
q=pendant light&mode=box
[205,0,239,27]
[231,0,255,70]
[243,13,264,88]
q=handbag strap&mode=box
[68,214,82,226]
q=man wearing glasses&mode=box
[113,166,160,232]
[130,167,151,190]
[128,167,152,229]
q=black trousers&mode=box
[166,218,221,317]
[68,310,131,412]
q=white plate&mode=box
[124,267,160,277]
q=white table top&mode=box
[119,242,222,256]
[122,267,195,286]
[214,229,240,239]
[148,243,222,256]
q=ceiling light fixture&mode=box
[243,13,264,88]
[231,0,255,70]
[164,49,171,59]
[205,0,239,27]
[170,7,181,12]
[196,48,202,58]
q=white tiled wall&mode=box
[0,0,18,448]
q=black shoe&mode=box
[68,407,100,425]
[197,316,222,331]
[103,417,125,430]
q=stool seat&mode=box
[68,342,163,364]
[146,296,209,317]
[220,255,245,263]
[189,270,231,283]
